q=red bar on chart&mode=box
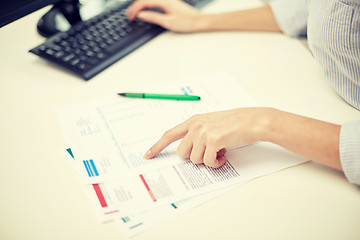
[93,184,108,207]
[139,174,156,202]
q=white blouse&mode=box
[270,0,360,185]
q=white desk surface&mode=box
[1,1,359,239]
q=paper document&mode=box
[58,71,261,213]
[57,71,256,179]
[57,70,308,236]
[63,146,247,236]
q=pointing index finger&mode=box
[144,121,189,159]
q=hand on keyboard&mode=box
[127,0,202,33]
[29,0,212,80]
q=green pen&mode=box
[118,92,201,101]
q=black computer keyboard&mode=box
[29,0,213,80]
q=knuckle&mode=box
[189,114,202,123]
[191,120,205,132]
[207,135,221,146]
[162,130,174,140]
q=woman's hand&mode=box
[144,108,270,168]
[127,0,204,33]
[144,107,342,171]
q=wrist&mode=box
[193,13,219,32]
[252,107,279,143]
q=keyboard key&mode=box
[29,0,213,80]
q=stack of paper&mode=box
[57,71,307,237]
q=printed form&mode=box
[63,146,247,237]
[57,71,308,222]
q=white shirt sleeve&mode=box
[268,0,308,37]
[340,121,360,185]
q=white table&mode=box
[1,1,359,239]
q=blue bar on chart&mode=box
[83,159,99,177]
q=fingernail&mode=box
[144,149,152,159]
